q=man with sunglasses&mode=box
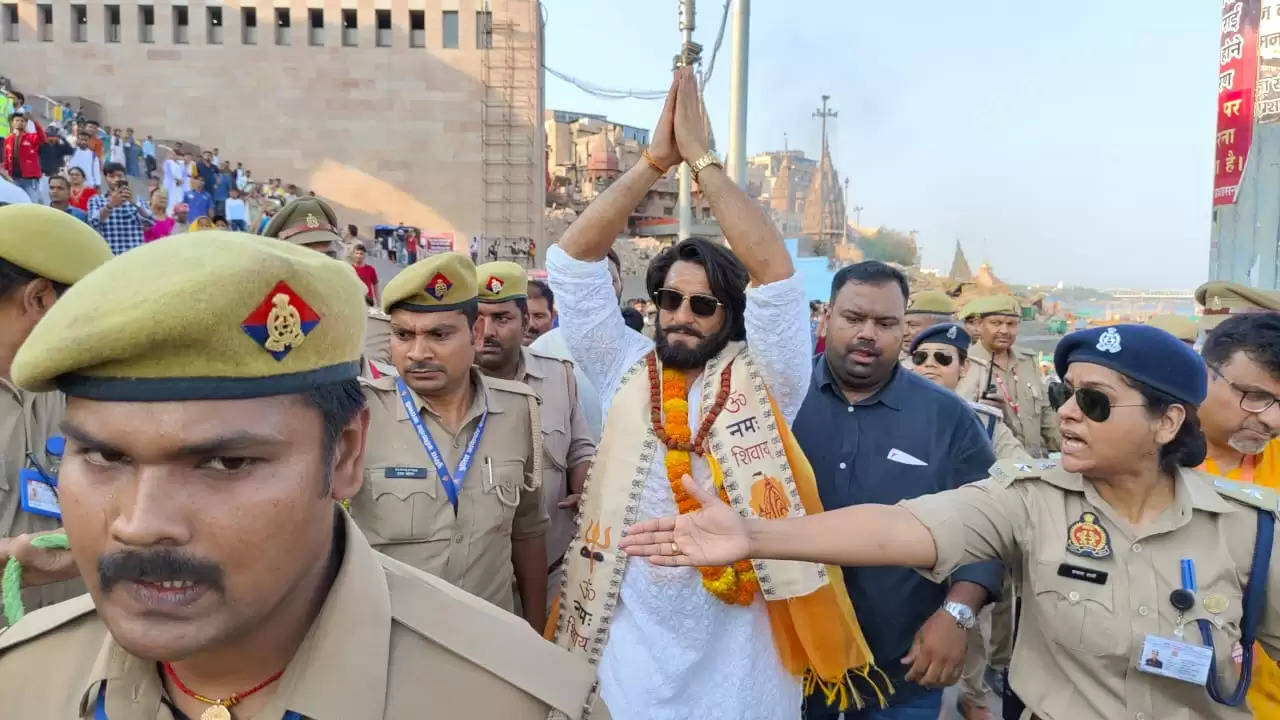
[955,295,1060,458]
[543,68,875,720]
[1196,309,1280,717]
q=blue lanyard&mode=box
[94,683,305,720]
[395,378,487,509]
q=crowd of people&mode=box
[0,67,1275,720]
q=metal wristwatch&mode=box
[943,601,977,629]
[689,151,723,180]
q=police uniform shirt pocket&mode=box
[541,426,569,472]
[470,458,523,535]
[1181,585,1245,684]
[359,464,447,543]
[1032,559,1125,656]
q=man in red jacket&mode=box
[2,112,44,202]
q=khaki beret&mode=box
[905,290,955,316]
[262,197,341,249]
[0,204,112,284]
[382,253,478,313]
[476,261,528,303]
[13,232,365,400]
[1145,314,1198,344]
[961,294,1020,320]
[1195,280,1280,329]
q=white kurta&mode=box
[546,245,813,720]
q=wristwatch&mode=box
[943,601,977,629]
[689,151,723,180]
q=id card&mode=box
[1137,633,1212,685]
[19,468,61,519]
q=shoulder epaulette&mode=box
[0,593,96,652]
[989,458,1059,487]
[366,307,390,321]
[1211,477,1280,513]
[358,372,398,392]
[378,555,598,719]
[969,401,1003,420]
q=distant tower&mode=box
[948,240,974,282]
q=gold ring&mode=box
[670,542,679,555]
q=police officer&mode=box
[906,321,1025,720]
[624,323,1280,720]
[901,289,956,363]
[352,253,550,630]
[1146,314,1198,346]
[908,323,1028,462]
[474,261,595,607]
[1196,280,1280,332]
[263,197,393,373]
[0,233,605,719]
[0,205,111,616]
[955,294,1060,458]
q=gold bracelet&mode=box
[642,151,668,174]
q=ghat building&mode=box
[1,0,544,250]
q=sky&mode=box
[542,1,1221,290]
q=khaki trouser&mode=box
[958,589,1015,709]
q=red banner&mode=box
[1215,0,1261,206]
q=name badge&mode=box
[1136,633,1212,685]
[19,468,61,519]
[384,466,429,479]
[1057,562,1109,585]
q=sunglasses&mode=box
[1047,384,1144,423]
[652,288,722,318]
[911,350,955,367]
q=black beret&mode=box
[909,322,970,355]
[1053,324,1206,406]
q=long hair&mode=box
[645,237,748,342]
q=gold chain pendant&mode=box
[200,705,232,720]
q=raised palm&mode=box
[619,474,750,567]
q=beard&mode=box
[654,322,732,370]
[1228,421,1275,455]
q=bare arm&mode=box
[671,69,792,284]
[557,163,663,262]
[556,74,680,263]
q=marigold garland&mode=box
[650,354,759,606]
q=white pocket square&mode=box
[887,448,927,466]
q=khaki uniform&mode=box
[903,460,1280,720]
[957,343,1059,458]
[365,308,392,367]
[0,512,608,719]
[0,380,85,615]
[353,368,548,612]
[516,347,596,603]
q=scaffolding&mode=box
[480,0,542,259]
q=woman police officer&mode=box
[621,324,1279,720]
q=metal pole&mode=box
[725,0,749,188]
[812,94,837,249]
[677,0,695,241]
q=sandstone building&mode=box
[1,0,544,251]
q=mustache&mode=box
[661,324,705,339]
[845,340,881,356]
[98,549,224,592]
[405,362,446,373]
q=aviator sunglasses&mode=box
[911,350,956,367]
[652,288,722,318]
[1047,383,1143,423]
